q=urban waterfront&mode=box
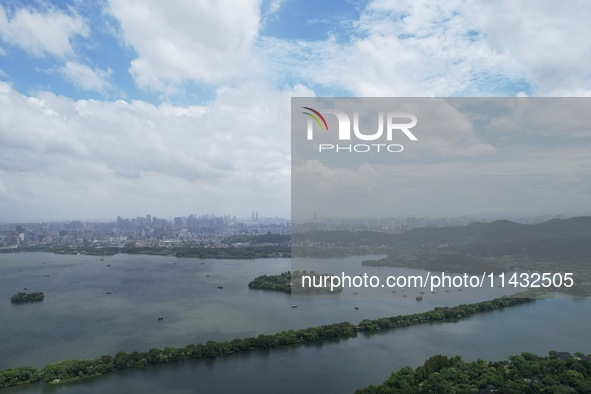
[1,253,589,393]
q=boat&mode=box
[158,317,164,321]
[106,292,112,295]
[291,305,298,308]
[416,296,423,301]
[354,307,359,310]
[217,286,223,289]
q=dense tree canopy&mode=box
[356,352,591,393]
[10,292,44,303]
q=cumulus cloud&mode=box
[107,0,262,92]
[0,81,312,221]
[61,61,113,92]
[0,5,88,58]
[2,1,591,222]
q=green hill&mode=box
[295,217,591,295]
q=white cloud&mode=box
[61,61,112,92]
[0,80,310,221]
[324,1,524,96]
[2,1,591,223]
[0,5,88,58]
[108,0,262,92]
[267,0,283,14]
[260,0,591,97]
[472,0,591,96]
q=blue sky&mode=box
[0,0,590,221]
[0,0,372,104]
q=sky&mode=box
[291,97,591,221]
[0,0,590,222]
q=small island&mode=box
[248,271,343,294]
[248,271,292,293]
[11,292,44,304]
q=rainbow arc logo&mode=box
[302,107,328,131]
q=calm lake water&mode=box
[1,253,590,393]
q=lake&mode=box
[1,253,589,393]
